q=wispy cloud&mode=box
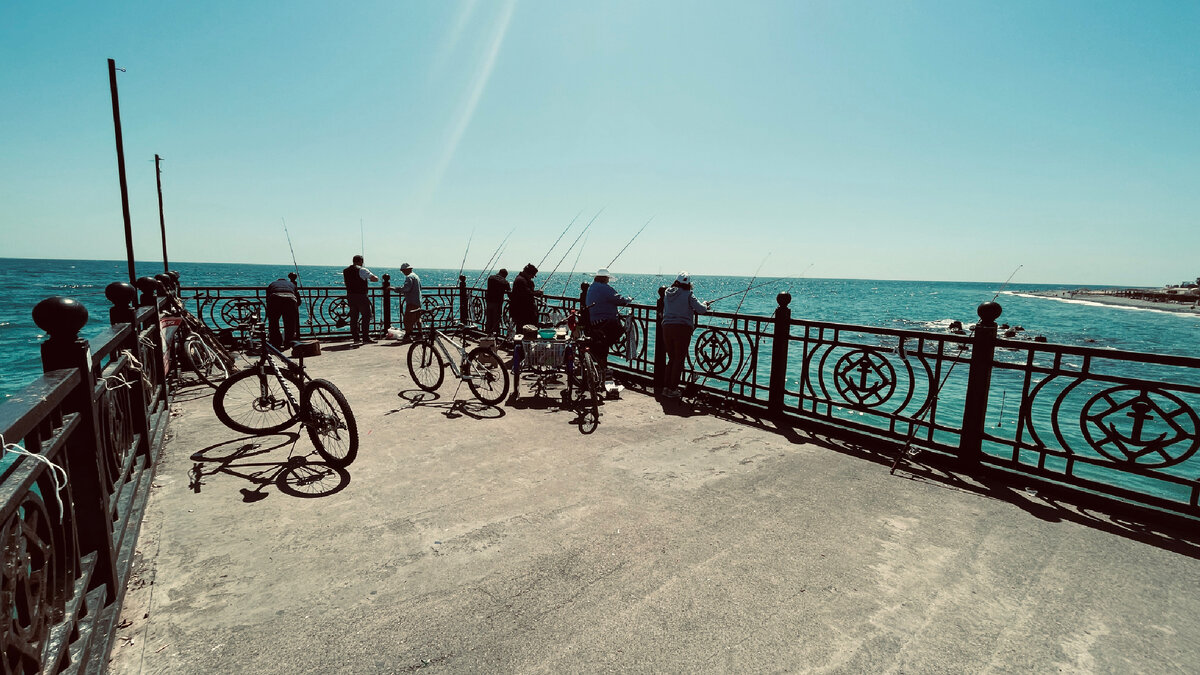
[419,0,516,210]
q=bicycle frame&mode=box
[414,317,484,383]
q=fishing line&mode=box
[692,254,770,393]
[607,216,653,269]
[540,207,603,290]
[537,211,583,269]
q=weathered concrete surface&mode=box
[110,339,1200,673]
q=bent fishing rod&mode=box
[607,216,653,269]
[540,207,603,290]
[537,211,583,269]
[889,263,1023,474]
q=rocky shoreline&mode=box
[1019,289,1200,315]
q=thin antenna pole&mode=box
[155,154,169,273]
[108,58,135,283]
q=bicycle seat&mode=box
[291,340,322,358]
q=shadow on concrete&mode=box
[189,434,351,501]
[669,397,1200,561]
[389,389,506,421]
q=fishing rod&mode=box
[706,266,811,305]
[540,207,603,290]
[537,211,582,269]
[890,265,1022,474]
[992,264,1023,302]
[472,228,515,288]
[692,254,770,393]
[281,217,315,326]
[607,216,653,269]
[457,228,475,280]
[560,231,590,296]
[360,218,364,256]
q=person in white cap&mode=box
[585,267,633,382]
[660,271,711,398]
[397,263,422,340]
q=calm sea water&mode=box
[2,257,1197,401]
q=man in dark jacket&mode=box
[485,268,510,335]
[265,275,302,348]
[508,263,540,331]
[343,255,379,343]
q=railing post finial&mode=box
[106,281,137,325]
[135,276,163,306]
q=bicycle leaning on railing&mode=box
[211,317,359,466]
[406,309,510,405]
[162,294,239,387]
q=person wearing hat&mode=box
[508,263,541,333]
[343,254,379,343]
[397,263,423,339]
[661,271,711,398]
[585,267,633,382]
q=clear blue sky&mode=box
[2,1,1198,285]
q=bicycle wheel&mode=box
[303,379,359,467]
[183,334,229,388]
[407,339,445,391]
[578,351,601,434]
[465,347,509,405]
[213,365,302,434]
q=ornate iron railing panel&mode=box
[1,371,87,674]
[784,322,973,452]
[685,309,773,403]
[981,340,1200,512]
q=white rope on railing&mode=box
[1,433,68,522]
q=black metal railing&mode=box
[174,276,1200,520]
[1,277,171,673]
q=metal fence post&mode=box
[459,275,468,325]
[580,283,590,324]
[960,301,1001,462]
[381,274,391,331]
[33,297,119,594]
[769,291,792,416]
[654,286,667,393]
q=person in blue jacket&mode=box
[660,271,711,398]
[585,268,632,382]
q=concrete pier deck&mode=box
[109,339,1200,674]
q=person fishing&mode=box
[343,254,379,344]
[265,275,302,348]
[485,268,510,335]
[660,271,711,398]
[396,263,423,341]
[585,267,632,383]
[509,263,541,332]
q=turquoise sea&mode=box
[2,257,1198,402]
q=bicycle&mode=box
[406,310,510,405]
[162,297,237,388]
[212,318,359,467]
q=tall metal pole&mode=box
[155,154,168,272]
[108,58,136,283]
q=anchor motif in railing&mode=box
[1081,387,1200,468]
[833,349,897,408]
